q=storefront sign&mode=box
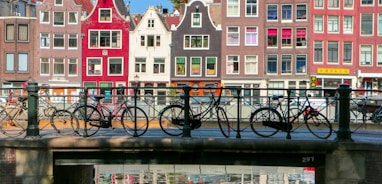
[317,68,349,75]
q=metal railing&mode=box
[0,82,364,141]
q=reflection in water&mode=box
[94,164,315,184]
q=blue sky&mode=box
[128,0,174,14]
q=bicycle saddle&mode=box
[18,96,28,102]
[91,95,104,101]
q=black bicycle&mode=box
[158,87,230,137]
[250,95,332,139]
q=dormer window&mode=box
[99,9,111,22]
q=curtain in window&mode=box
[282,29,292,39]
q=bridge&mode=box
[0,82,382,184]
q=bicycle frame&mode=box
[190,88,223,121]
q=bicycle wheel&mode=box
[159,105,184,136]
[250,107,281,137]
[72,105,101,137]
[0,109,26,137]
[371,108,382,124]
[121,106,149,137]
[305,111,332,139]
[50,109,76,136]
[217,107,230,138]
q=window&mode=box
[379,14,382,35]
[68,58,77,75]
[344,16,353,33]
[40,33,50,48]
[227,55,239,74]
[184,35,209,49]
[344,0,354,8]
[314,41,323,63]
[53,58,64,76]
[87,58,102,75]
[6,24,15,41]
[148,19,154,28]
[315,0,324,8]
[343,42,352,63]
[192,13,201,27]
[147,35,154,47]
[68,34,77,49]
[329,0,339,8]
[296,28,307,47]
[40,58,49,75]
[361,13,373,35]
[328,41,339,63]
[267,28,277,47]
[245,55,258,74]
[6,53,14,72]
[53,12,64,26]
[282,5,292,21]
[55,0,63,5]
[135,58,146,73]
[296,4,307,20]
[156,36,161,46]
[206,57,217,76]
[99,9,111,22]
[245,27,257,46]
[140,36,145,46]
[89,30,121,48]
[153,58,165,74]
[246,0,257,17]
[227,0,239,17]
[175,57,186,76]
[68,12,78,24]
[267,55,277,74]
[282,55,292,74]
[18,24,28,41]
[282,28,292,47]
[191,57,201,76]
[109,58,122,75]
[267,5,277,20]
[360,45,372,65]
[227,27,239,46]
[314,15,324,33]
[328,16,339,33]
[54,34,64,48]
[40,11,49,23]
[378,45,382,65]
[18,53,28,72]
[296,55,307,73]
[362,0,374,5]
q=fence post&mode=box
[183,85,191,137]
[336,84,353,142]
[26,81,40,138]
[235,87,242,139]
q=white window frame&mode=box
[184,35,209,49]
[328,15,339,33]
[245,0,258,17]
[378,45,382,66]
[361,0,374,6]
[53,33,64,49]
[281,4,292,22]
[343,16,353,34]
[68,11,78,25]
[191,13,202,28]
[361,13,374,36]
[227,0,240,17]
[190,57,202,76]
[99,8,112,23]
[296,4,307,21]
[328,0,340,9]
[175,57,187,76]
[87,58,102,76]
[6,53,14,72]
[88,30,122,49]
[267,4,278,21]
[227,26,240,46]
[53,11,65,26]
[314,0,324,9]
[245,26,258,46]
[344,0,354,9]
[40,57,50,75]
[40,33,50,48]
[360,45,373,66]
[68,58,78,76]
[40,11,50,24]
[68,34,78,49]
[55,0,63,6]
[245,55,258,75]
[18,53,28,72]
[205,57,217,76]
[53,58,65,76]
[108,57,123,76]
[226,55,239,74]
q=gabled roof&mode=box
[165,16,180,29]
[74,0,94,15]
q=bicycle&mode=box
[71,88,149,137]
[0,95,28,137]
[158,87,230,137]
[350,96,382,132]
[249,95,332,139]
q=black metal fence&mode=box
[0,82,378,141]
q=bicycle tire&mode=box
[0,109,25,137]
[50,109,76,136]
[72,105,101,137]
[159,105,184,136]
[250,107,281,137]
[217,107,230,137]
[371,108,382,124]
[305,111,332,139]
[121,106,149,137]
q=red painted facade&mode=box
[81,0,130,95]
